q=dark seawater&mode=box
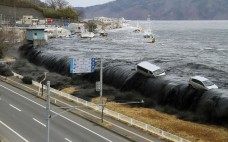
[15,21,228,124]
[45,20,228,89]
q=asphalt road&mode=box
[0,81,131,142]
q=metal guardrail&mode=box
[12,72,190,142]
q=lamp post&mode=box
[46,83,88,142]
[46,81,50,142]
[99,57,103,123]
[38,72,48,96]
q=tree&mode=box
[46,0,56,9]
[0,29,17,59]
[46,0,69,9]
[76,10,85,21]
[55,0,69,9]
[86,22,97,32]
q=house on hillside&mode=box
[93,16,128,29]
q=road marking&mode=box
[33,118,46,127]
[53,97,155,142]
[0,120,29,142]
[74,106,155,142]
[53,113,113,142]
[9,104,22,112]
[64,138,72,142]
[0,85,112,142]
[0,83,154,142]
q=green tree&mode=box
[43,7,78,20]
[86,22,97,32]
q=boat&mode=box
[143,16,155,43]
[133,21,144,33]
[99,30,108,37]
[80,29,95,38]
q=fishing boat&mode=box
[133,21,144,33]
[80,29,95,38]
[143,16,155,43]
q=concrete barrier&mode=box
[10,72,190,142]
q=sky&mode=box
[41,0,115,7]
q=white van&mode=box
[136,61,166,77]
[189,76,218,90]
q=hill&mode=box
[81,0,228,20]
[0,0,78,23]
[0,5,44,23]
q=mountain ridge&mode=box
[79,0,228,20]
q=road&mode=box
[0,81,131,142]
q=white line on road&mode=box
[9,104,22,112]
[64,138,72,142]
[0,85,112,142]
[33,118,46,127]
[0,120,29,142]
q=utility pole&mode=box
[14,0,16,26]
[99,58,103,123]
[46,81,51,142]
[0,14,2,27]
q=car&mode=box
[189,76,218,90]
[136,61,166,77]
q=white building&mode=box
[94,17,114,24]
[44,27,71,38]
[93,16,129,29]
[22,15,33,25]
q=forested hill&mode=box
[0,0,78,22]
[80,0,228,20]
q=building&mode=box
[23,15,33,25]
[26,27,46,46]
[94,17,114,24]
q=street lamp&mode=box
[44,81,91,142]
[38,72,48,96]
[95,57,144,123]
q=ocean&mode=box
[45,20,228,89]
[15,20,228,124]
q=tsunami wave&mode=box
[17,44,228,125]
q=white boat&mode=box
[80,30,95,38]
[143,16,155,43]
[133,21,144,33]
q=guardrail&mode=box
[12,72,190,142]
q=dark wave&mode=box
[18,44,228,125]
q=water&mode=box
[45,20,228,89]
[15,21,228,124]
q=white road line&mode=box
[0,120,29,142]
[64,138,72,142]
[33,118,46,127]
[0,85,112,142]
[9,104,22,112]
